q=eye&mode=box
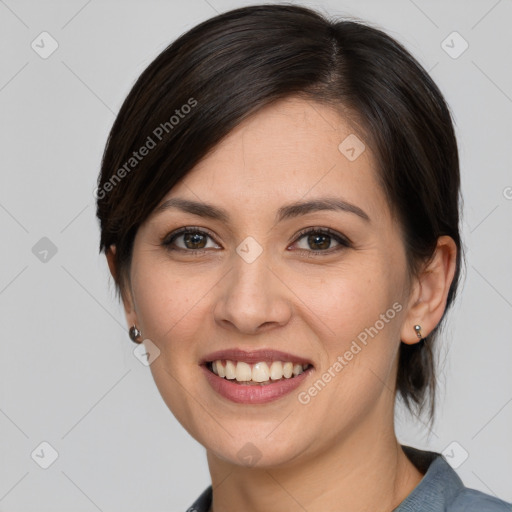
[161,226,351,256]
[290,227,351,255]
[162,227,221,253]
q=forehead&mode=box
[162,96,387,222]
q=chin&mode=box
[199,425,315,470]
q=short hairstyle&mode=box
[96,4,464,423]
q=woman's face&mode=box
[125,96,414,468]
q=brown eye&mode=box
[292,228,351,255]
[182,232,207,249]
[163,228,220,252]
[305,233,331,250]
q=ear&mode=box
[400,236,458,344]
[106,245,139,328]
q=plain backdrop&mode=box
[1,0,511,510]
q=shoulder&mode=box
[450,487,512,512]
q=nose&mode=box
[213,251,293,335]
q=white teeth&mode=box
[225,360,236,380]
[235,361,252,381]
[293,364,303,376]
[269,361,283,380]
[252,362,270,382]
[216,361,226,378]
[210,359,310,383]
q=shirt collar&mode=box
[393,444,464,511]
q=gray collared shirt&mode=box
[186,445,511,511]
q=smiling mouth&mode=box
[206,360,313,385]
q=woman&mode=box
[95,4,510,511]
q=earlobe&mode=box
[401,236,458,345]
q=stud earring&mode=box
[413,324,422,340]
[129,325,142,344]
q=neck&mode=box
[207,407,424,512]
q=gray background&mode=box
[1,0,511,510]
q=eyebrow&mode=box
[153,197,370,224]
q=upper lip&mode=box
[201,349,313,366]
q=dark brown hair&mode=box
[96,4,464,423]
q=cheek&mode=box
[297,262,402,354]
[130,258,213,431]
[130,254,209,347]
[294,261,405,407]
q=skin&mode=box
[107,96,457,512]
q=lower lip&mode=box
[201,365,312,404]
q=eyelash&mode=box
[161,226,351,257]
